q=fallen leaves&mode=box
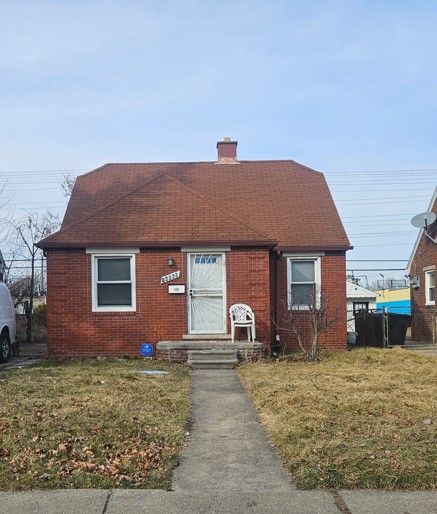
[0,359,190,490]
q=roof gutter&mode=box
[276,244,353,253]
[36,239,279,250]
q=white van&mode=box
[0,283,16,362]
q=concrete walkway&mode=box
[172,369,293,493]
[0,369,436,513]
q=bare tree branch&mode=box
[6,211,59,343]
[274,288,338,361]
[60,172,76,197]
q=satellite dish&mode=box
[411,211,436,229]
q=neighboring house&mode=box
[0,251,5,282]
[375,287,411,315]
[37,139,351,359]
[407,187,437,343]
[15,295,46,315]
[346,281,378,332]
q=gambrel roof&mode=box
[38,159,351,251]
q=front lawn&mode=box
[0,359,190,490]
[239,349,437,490]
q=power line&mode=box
[343,213,415,218]
[347,259,408,262]
[357,242,413,247]
[0,168,88,175]
[347,268,406,271]
[1,166,436,174]
[326,168,437,173]
[337,199,430,205]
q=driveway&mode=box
[0,342,46,370]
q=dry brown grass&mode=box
[239,348,437,490]
[0,359,190,490]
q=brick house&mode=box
[37,139,351,360]
[408,187,437,343]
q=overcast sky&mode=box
[1,1,436,284]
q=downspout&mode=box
[272,249,280,355]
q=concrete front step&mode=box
[158,341,263,351]
[156,341,264,363]
[182,334,231,340]
[187,350,238,369]
[189,360,238,369]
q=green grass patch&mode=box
[0,359,190,490]
[239,348,437,490]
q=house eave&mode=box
[407,186,437,274]
[37,239,279,250]
[276,244,353,253]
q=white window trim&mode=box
[181,246,230,253]
[425,270,435,306]
[283,252,325,258]
[86,247,139,254]
[287,256,321,310]
[91,253,136,312]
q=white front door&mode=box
[188,253,226,334]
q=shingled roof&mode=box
[38,148,351,251]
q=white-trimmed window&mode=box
[91,254,136,312]
[353,302,369,314]
[425,270,435,306]
[287,256,321,309]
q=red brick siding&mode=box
[274,252,347,351]
[46,247,272,357]
[226,248,271,348]
[46,248,188,357]
[46,247,346,357]
[409,231,437,343]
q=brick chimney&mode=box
[216,137,238,164]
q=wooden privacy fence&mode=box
[351,311,411,348]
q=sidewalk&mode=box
[0,488,436,514]
[0,369,435,513]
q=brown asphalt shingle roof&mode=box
[38,160,351,250]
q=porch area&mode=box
[156,340,265,364]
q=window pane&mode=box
[353,302,369,313]
[194,255,217,264]
[98,258,130,281]
[97,284,132,306]
[292,261,315,282]
[430,288,435,302]
[429,272,435,288]
[290,284,315,306]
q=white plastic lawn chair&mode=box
[229,304,256,343]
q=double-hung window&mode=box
[287,256,321,309]
[425,270,435,306]
[91,254,136,312]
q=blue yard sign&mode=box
[139,343,154,357]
